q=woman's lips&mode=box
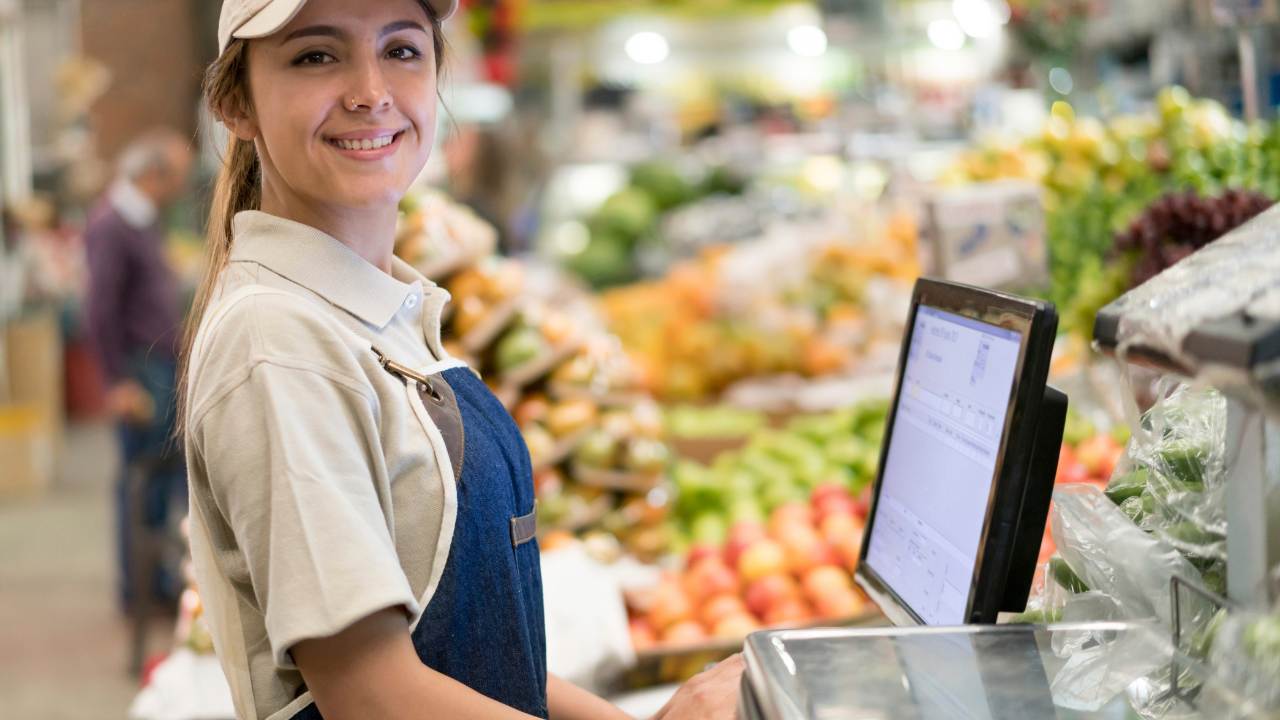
[325,131,405,160]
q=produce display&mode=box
[395,188,498,278]
[396,189,677,557]
[945,89,1280,338]
[1055,411,1127,488]
[1113,188,1273,289]
[667,402,886,553]
[601,219,918,400]
[563,161,747,288]
[627,483,871,652]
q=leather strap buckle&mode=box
[510,503,538,547]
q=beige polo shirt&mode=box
[184,210,467,720]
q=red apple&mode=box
[810,483,851,507]
[712,612,760,641]
[770,503,815,536]
[661,620,708,647]
[812,588,866,620]
[780,530,839,576]
[629,618,657,651]
[763,597,813,627]
[819,513,860,545]
[832,532,863,573]
[683,557,740,603]
[801,565,853,602]
[648,581,693,631]
[700,593,748,628]
[744,575,800,617]
[738,539,787,582]
[814,494,859,522]
[1077,434,1122,480]
[685,543,721,568]
[724,521,767,568]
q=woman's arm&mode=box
[295,609,745,720]
[547,656,745,720]
[293,608,537,720]
[547,673,632,720]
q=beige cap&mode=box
[218,0,457,55]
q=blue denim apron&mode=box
[292,362,548,718]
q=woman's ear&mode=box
[219,97,259,142]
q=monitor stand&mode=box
[1001,385,1068,614]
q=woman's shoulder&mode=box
[187,275,374,414]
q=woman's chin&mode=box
[328,183,409,210]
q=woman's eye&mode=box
[388,45,423,61]
[294,51,335,65]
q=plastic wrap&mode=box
[1050,484,1212,628]
[1047,621,1169,713]
[1112,380,1230,569]
[1100,202,1280,417]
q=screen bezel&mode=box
[856,278,1058,625]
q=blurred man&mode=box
[84,127,192,611]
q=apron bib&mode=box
[291,362,548,719]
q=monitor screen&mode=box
[864,306,1024,624]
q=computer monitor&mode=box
[856,278,1066,626]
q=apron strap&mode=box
[510,503,537,547]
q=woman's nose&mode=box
[345,60,392,112]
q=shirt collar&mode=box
[110,180,158,229]
[230,210,436,329]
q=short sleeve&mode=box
[193,359,419,670]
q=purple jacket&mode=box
[83,199,182,383]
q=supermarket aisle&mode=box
[0,422,154,719]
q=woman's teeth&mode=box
[333,135,396,150]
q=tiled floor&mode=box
[0,422,167,719]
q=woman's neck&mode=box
[259,188,398,274]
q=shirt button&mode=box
[405,295,418,309]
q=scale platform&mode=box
[739,622,1259,720]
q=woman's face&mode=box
[239,0,437,210]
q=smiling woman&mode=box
[177,2,745,720]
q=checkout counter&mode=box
[738,275,1279,719]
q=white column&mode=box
[0,0,33,206]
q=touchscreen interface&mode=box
[865,306,1023,624]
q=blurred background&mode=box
[2,0,1278,717]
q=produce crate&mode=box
[667,435,750,465]
[620,609,886,689]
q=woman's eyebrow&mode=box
[278,20,426,45]
[380,20,429,38]
[279,25,345,44]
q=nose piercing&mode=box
[348,97,361,111]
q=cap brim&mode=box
[234,0,457,43]
[233,0,309,41]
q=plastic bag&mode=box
[1114,380,1230,569]
[1050,484,1212,628]
[1048,622,1169,713]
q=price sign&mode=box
[925,181,1047,291]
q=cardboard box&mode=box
[4,309,64,440]
[0,404,54,499]
[925,181,1048,291]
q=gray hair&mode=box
[117,128,188,181]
